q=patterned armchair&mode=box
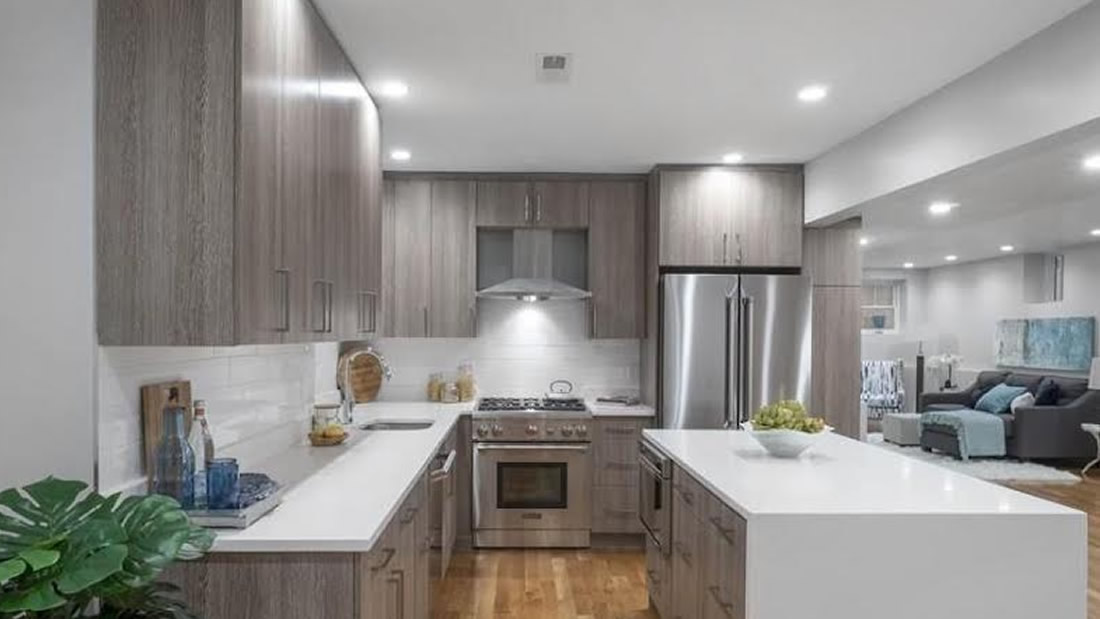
[861,360,906,418]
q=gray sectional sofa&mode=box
[918,371,1100,460]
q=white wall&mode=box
[870,242,1100,398]
[98,345,332,495]
[0,1,96,488]
[806,2,1100,223]
[372,300,639,401]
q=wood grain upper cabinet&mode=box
[353,92,383,337]
[96,0,381,345]
[384,180,432,337]
[430,181,477,337]
[476,181,531,227]
[653,166,803,269]
[588,181,645,338]
[531,181,589,228]
[476,180,589,228]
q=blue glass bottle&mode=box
[153,397,196,509]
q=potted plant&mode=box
[0,477,213,618]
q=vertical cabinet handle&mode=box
[524,194,531,223]
[275,269,290,332]
[387,569,405,619]
[423,307,429,337]
[359,291,378,334]
[312,280,325,333]
[535,192,542,223]
[722,233,729,265]
[735,233,744,265]
[326,281,334,333]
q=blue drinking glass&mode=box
[207,458,240,510]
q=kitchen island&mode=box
[642,429,1086,619]
[167,402,470,619]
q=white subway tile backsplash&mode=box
[97,344,322,494]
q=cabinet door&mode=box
[356,96,383,336]
[672,503,701,619]
[531,181,589,228]
[315,23,350,340]
[280,0,319,342]
[384,180,432,337]
[731,167,803,268]
[657,170,730,267]
[588,181,645,338]
[702,494,747,619]
[811,286,861,438]
[646,535,671,618]
[429,181,477,337]
[476,181,531,227]
[237,0,286,344]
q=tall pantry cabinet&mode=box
[96,0,382,346]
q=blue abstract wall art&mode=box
[994,317,1096,372]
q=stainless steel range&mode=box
[472,395,592,548]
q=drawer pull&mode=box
[673,541,693,565]
[709,516,738,545]
[400,506,419,524]
[371,547,396,572]
[677,486,695,505]
[708,585,735,617]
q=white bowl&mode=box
[740,422,832,458]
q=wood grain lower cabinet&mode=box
[811,286,862,438]
[588,181,645,338]
[671,478,702,619]
[591,417,648,534]
[646,535,672,618]
[96,0,382,346]
[701,491,747,619]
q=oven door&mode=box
[473,443,592,533]
[638,442,671,554]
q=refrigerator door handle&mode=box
[740,295,755,425]
[723,288,737,429]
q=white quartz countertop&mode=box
[643,429,1080,519]
[212,402,471,553]
[586,399,655,417]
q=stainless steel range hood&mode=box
[476,229,591,301]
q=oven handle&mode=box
[475,443,590,452]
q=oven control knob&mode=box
[491,424,504,436]
[545,426,556,435]
[476,425,489,437]
[526,424,539,435]
[577,424,588,436]
[561,425,574,437]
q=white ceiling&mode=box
[315,0,1086,173]
[857,118,1100,270]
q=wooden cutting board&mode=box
[337,349,385,404]
[141,380,192,491]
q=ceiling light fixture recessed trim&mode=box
[928,201,958,216]
[1082,154,1100,171]
[378,80,409,98]
[1091,229,1100,237]
[390,149,411,161]
[859,236,870,247]
[945,255,958,262]
[797,84,829,103]
[1000,245,1015,252]
[722,152,744,164]
[903,262,915,269]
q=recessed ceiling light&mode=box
[1091,229,1100,237]
[859,236,870,247]
[797,84,828,103]
[1000,245,1015,252]
[903,262,915,269]
[722,152,744,164]
[1082,154,1100,171]
[928,201,958,216]
[945,255,958,262]
[379,80,409,98]
[390,149,411,161]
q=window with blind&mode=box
[861,281,903,332]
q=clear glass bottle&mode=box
[153,394,196,509]
[188,400,215,505]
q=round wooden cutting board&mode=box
[337,349,387,404]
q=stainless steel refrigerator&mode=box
[661,273,812,429]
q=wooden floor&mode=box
[433,476,1100,618]
[1008,476,1100,618]
[432,549,657,619]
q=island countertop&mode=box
[643,429,1081,518]
[212,402,470,553]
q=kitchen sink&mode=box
[359,419,435,431]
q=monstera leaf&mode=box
[0,478,127,613]
[0,478,213,616]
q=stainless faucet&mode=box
[339,348,393,425]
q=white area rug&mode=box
[867,433,1080,483]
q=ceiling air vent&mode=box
[536,53,572,83]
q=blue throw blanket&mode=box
[921,409,1006,460]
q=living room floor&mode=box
[1009,476,1100,617]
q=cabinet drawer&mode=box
[592,484,642,534]
[672,466,705,520]
[593,418,648,486]
[702,492,747,619]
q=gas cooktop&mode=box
[477,397,588,413]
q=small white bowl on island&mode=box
[740,421,833,458]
